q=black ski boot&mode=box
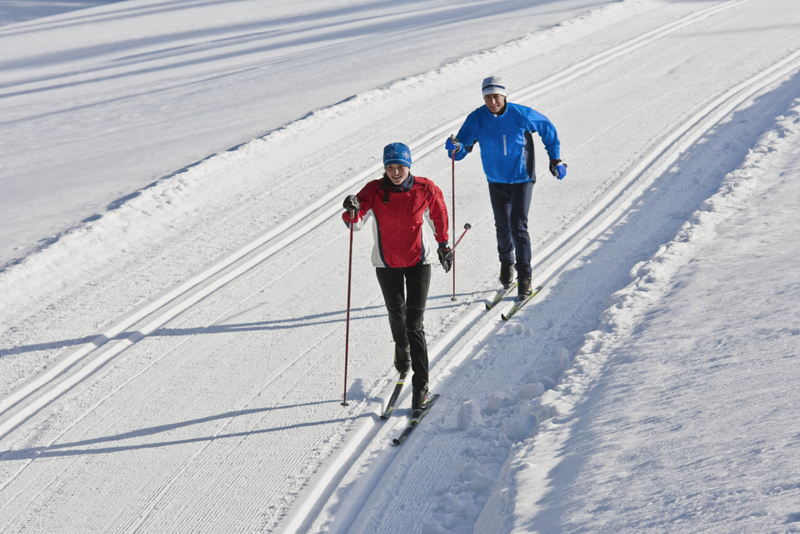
[394,344,411,375]
[500,262,515,290]
[411,385,429,411]
[518,278,532,300]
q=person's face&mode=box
[385,163,410,185]
[484,93,506,114]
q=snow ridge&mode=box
[3,0,799,532]
[486,99,800,532]
[0,0,652,325]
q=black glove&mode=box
[343,194,360,212]
[438,243,452,273]
[549,159,567,180]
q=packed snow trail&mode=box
[1,1,799,533]
[299,38,800,534]
[0,0,760,442]
[0,0,608,267]
[496,100,800,534]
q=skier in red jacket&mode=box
[342,142,450,410]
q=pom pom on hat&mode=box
[482,75,507,97]
[383,142,412,168]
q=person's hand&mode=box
[437,243,452,273]
[445,135,461,154]
[343,194,360,212]
[549,159,567,180]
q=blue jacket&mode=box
[452,102,560,184]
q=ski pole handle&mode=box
[446,223,471,261]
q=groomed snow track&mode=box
[0,0,756,444]
[283,6,800,533]
[2,0,800,532]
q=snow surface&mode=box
[1,0,800,533]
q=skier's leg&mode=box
[404,264,431,391]
[375,268,409,359]
[508,182,534,280]
[488,183,515,266]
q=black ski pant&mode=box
[375,264,431,390]
[488,181,534,280]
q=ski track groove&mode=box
[0,230,392,529]
[0,0,748,445]
[0,21,768,534]
[293,26,800,534]
[2,1,798,532]
[120,290,393,532]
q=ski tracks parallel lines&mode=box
[527,46,800,296]
[0,0,751,446]
[287,25,800,534]
[335,44,800,534]
[1,1,785,529]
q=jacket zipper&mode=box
[503,135,507,155]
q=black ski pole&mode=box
[342,210,356,407]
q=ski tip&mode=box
[392,439,402,445]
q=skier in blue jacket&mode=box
[446,75,567,299]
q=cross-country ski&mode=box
[501,284,544,321]
[392,394,440,445]
[380,373,407,419]
[485,282,518,310]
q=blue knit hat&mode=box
[383,142,412,168]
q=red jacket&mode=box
[343,175,449,268]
